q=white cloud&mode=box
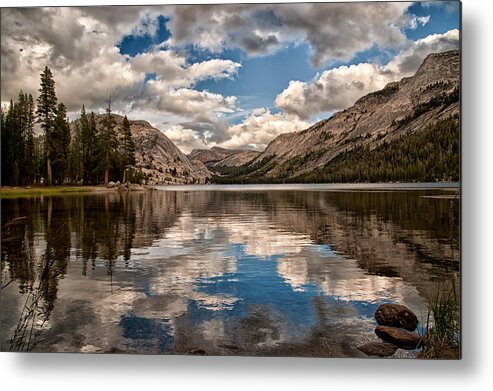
[275,29,460,119]
[166,3,415,67]
[130,51,241,89]
[187,59,241,84]
[221,109,311,150]
[0,6,240,103]
[164,125,211,154]
[160,108,310,153]
[275,63,389,120]
[386,29,460,74]
[408,15,431,30]
[144,83,237,118]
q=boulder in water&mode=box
[375,303,419,331]
[375,326,421,349]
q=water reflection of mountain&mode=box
[238,190,459,298]
[1,188,459,355]
[176,190,459,296]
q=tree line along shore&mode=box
[1,66,138,188]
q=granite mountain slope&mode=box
[236,50,460,181]
[93,115,211,184]
[188,146,260,170]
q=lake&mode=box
[0,184,460,356]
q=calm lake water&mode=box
[0,184,460,356]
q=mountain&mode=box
[98,115,211,184]
[188,146,237,164]
[212,150,260,168]
[217,50,460,183]
[188,146,260,171]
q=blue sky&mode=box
[2,1,460,152]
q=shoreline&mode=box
[0,185,118,198]
[1,182,460,198]
[153,182,460,192]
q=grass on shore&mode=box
[0,185,95,198]
[419,281,460,359]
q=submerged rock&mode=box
[358,342,398,357]
[375,326,421,349]
[375,303,419,331]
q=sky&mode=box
[0,1,460,153]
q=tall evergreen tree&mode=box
[2,93,37,186]
[52,102,70,184]
[88,111,100,183]
[100,97,117,184]
[17,92,28,183]
[79,106,90,184]
[23,93,36,185]
[33,135,45,184]
[69,122,83,184]
[121,115,136,182]
[0,107,4,183]
[3,99,23,185]
[17,92,36,185]
[36,66,58,185]
[1,103,15,185]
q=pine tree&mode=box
[52,102,70,184]
[1,92,37,186]
[121,115,136,182]
[33,135,45,184]
[3,99,23,185]
[79,106,91,184]
[69,122,83,184]
[100,96,117,184]
[1,104,13,185]
[1,102,11,185]
[23,94,36,185]
[36,66,58,185]
[88,112,100,183]
[17,92,28,183]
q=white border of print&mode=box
[0,1,492,391]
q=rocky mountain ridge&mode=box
[237,49,460,181]
[188,146,260,170]
[94,115,211,184]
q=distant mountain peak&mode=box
[188,146,260,169]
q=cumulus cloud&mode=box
[275,29,460,119]
[163,125,211,153]
[166,2,414,67]
[1,6,241,123]
[273,2,412,67]
[275,64,389,120]
[143,83,236,119]
[221,109,311,151]
[163,120,230,154]
[386,29,460,74]
[161,108,310,153]
[130,51,240,89]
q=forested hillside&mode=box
[292,115,459,183]
[213,115,459,184]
